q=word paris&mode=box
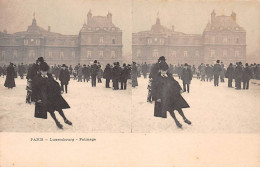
[30,138,96,142]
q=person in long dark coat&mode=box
[4,63,16,89]
[142,62,149,79]
[213,60,222,86]
[225,63,235,88]
[235,62,243,90]
[103,64,112,88]
[131,62,138,87]
[181,63,192,93]
[18,63,26,79]
[90,60,99,87]
[242,63,252,90]
[151,61,192,128]
[112,62,121,90]
[82,64,88,82]
[34,62,72,129]
[120,63,129,90]
[59,64,70,93]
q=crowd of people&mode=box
[1,56,260,129]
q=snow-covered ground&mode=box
[0,75,260,133]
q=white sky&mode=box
[0,0,259,57]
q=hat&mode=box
[37,57,45,62]
[123,63,126,67]
[133,61,136,64]
[216,60,220,63]
[184,63,188,66]
[94,60,97,64]
[39,62,49,71]
[61,64,66,67]
[159,61,169,71]
[116,62,120,65]
[158,56,166,61]
[83,64,86,66]
[245,63,248,66]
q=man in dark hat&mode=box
[34,62,72,129]
[59,64,70,93]
[242,63,252,90]
[112,61,121,90]
[181,63,192,93]
[90,60,99,87]
[26,57,45,103]
[213,59,222,87]
[120,63,129,90]
[226,63,235,88]
[234,62,243,89]
[18,62,26,79]
[82,64,88,82]
[151,61,192,128]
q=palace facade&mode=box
[0,11,123,66]
[132,10,246,66]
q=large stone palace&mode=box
[0,11,123,66]
[132,10,246,66]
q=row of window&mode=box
[210,50,240,57]
[87,27,117,31]
[205,36,240,44]
[136,49,241,58]
[24,39,40,45]
[147,38,164,45]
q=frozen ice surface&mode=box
[0,76,260,133]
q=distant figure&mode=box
[242,63,252,90]
[226,63,235,88]
[220,62,225,82]
[131,62,138,88]
[200,63,206,81]
[77,65,83,82]
[4,63,16,89]
[112,62,121,90]
[97,65,103,83]
[235,62,243,90]
[151,61,192,129]
[120,63,129,90]
[90,60,99,87]
[181,63,192,93]
[142,62,149,79]
[59,64,70,93]
[103,64,112,88]
[213,60,222,87]
[18,63,26,79]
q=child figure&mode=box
[151,61,192,128]
[26,79,32,103]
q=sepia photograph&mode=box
[0,0,259,167]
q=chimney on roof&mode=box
[211,9,216,23]
[107,12,112,23]
[231,11,236,21]
[172,25,174,31]
[87,10,92,24]
[48,26,51,32]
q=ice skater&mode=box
[34,62,72,129]
[151,61,192,128]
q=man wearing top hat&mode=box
[181,63,192,93]
[90,60,99,87]
[59,64,70,93]
[213,59,222,87]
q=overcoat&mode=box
[59,69,70,85]
[151,73,190,118]
[4,65,16,88]
[34,73,70,119]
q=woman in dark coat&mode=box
[151,61,192,128]
[59,64,70,93]
[34,62,72,129]
[103,64,112,88]
[226,63,235,88]
[4,63,16,89]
